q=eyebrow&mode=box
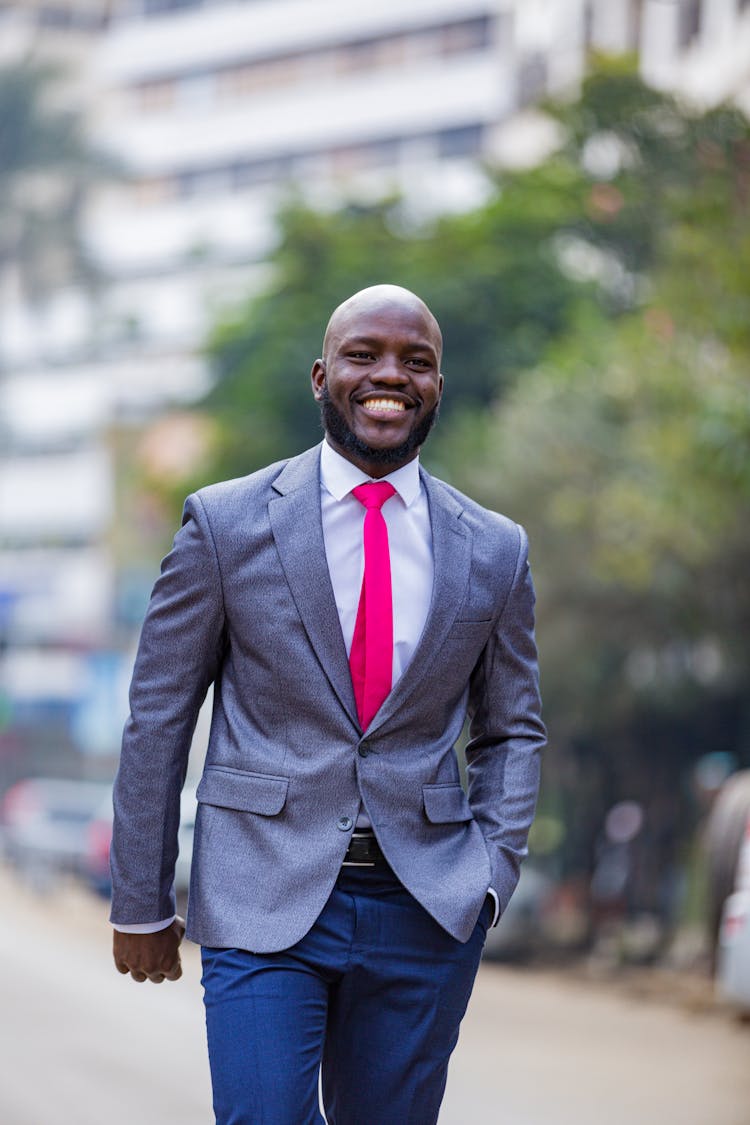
[341,335,436,355]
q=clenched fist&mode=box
[113,917,186,983]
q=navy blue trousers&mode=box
[201,863,492,1125]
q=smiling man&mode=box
[110,285,545,1125]
[313,286,443,474]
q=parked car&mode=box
[174,787,197,906]
[84,789,116,898]
[0,777,112,890]
[482,863,555,961]
[706,769,750,964]
[716,813,750,1018]
[84,785,197,908]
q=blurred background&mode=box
[1,1,749,1122]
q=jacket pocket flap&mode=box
[196,768,289,816]
[422,784,473,824]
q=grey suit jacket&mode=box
[110,443,545,950]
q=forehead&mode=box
[332,300,440,355]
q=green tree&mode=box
[444,313,750,723]
[439,77,750,900]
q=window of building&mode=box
[437,124,484,159]
[335,38,380,74]
[329,137,400,175]
[137,79,175,112]
[400,27,442,62]
[37,5,108,30]
[135,176,176,205]
[142,0,203,16]
[439,15,492,56]
[129,14,495,110]
[678,0,702,47]
[372,34,407,68]
[176,166,233,197]
[216,53,305,98]
[232,156,293,189]
[146,113,495,207]
[175,70,216,110]
[216,63,255,99]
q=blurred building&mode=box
[84,0,581,355]
[0,0,108,70]
[1,0,750,768]
[0,0,118,774]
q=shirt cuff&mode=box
[112,916,176,934]
[487,888,500,928]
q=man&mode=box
[111,284,545,1124]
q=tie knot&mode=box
[352,481,396,511]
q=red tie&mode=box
[349,481,396,730]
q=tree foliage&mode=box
[438,62,750,890]
[444,313,750,726]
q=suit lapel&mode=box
[269,449,472,736]
[366,470,472,735]
[268,445,359,727]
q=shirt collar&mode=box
[320,439,421,508]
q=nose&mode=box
[370,353,408,385]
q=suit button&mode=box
[358,741,370,758]
[337,815,353,831]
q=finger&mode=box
[147,973,165,984]
[164,962,183,982]
[114,961,130,975]
[130,970,148,983]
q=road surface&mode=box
[1,869,748,1125]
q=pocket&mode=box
[422,783,473,824]
[196,766,289,816]
[479,894,494,935]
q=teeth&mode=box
[362,398,405,413]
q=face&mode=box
[311,297,444,478]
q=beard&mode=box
[318,385,439,467]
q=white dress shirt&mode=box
[114,440,498,931]
[319,439,432,685]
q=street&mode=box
[1,870,748,1125]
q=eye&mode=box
[406,357,431,369]
[348,351,375,361]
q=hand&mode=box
[113,917,186,983]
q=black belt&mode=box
[342,831,383,867]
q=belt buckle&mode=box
[342,831,377,867]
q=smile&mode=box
[360,398,407,414]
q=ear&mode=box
[311,359,326,400]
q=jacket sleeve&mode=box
[464,524,546,915]
[110,492,225,925]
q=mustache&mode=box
[318,386,439,465]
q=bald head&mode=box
[322,285,442,365]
